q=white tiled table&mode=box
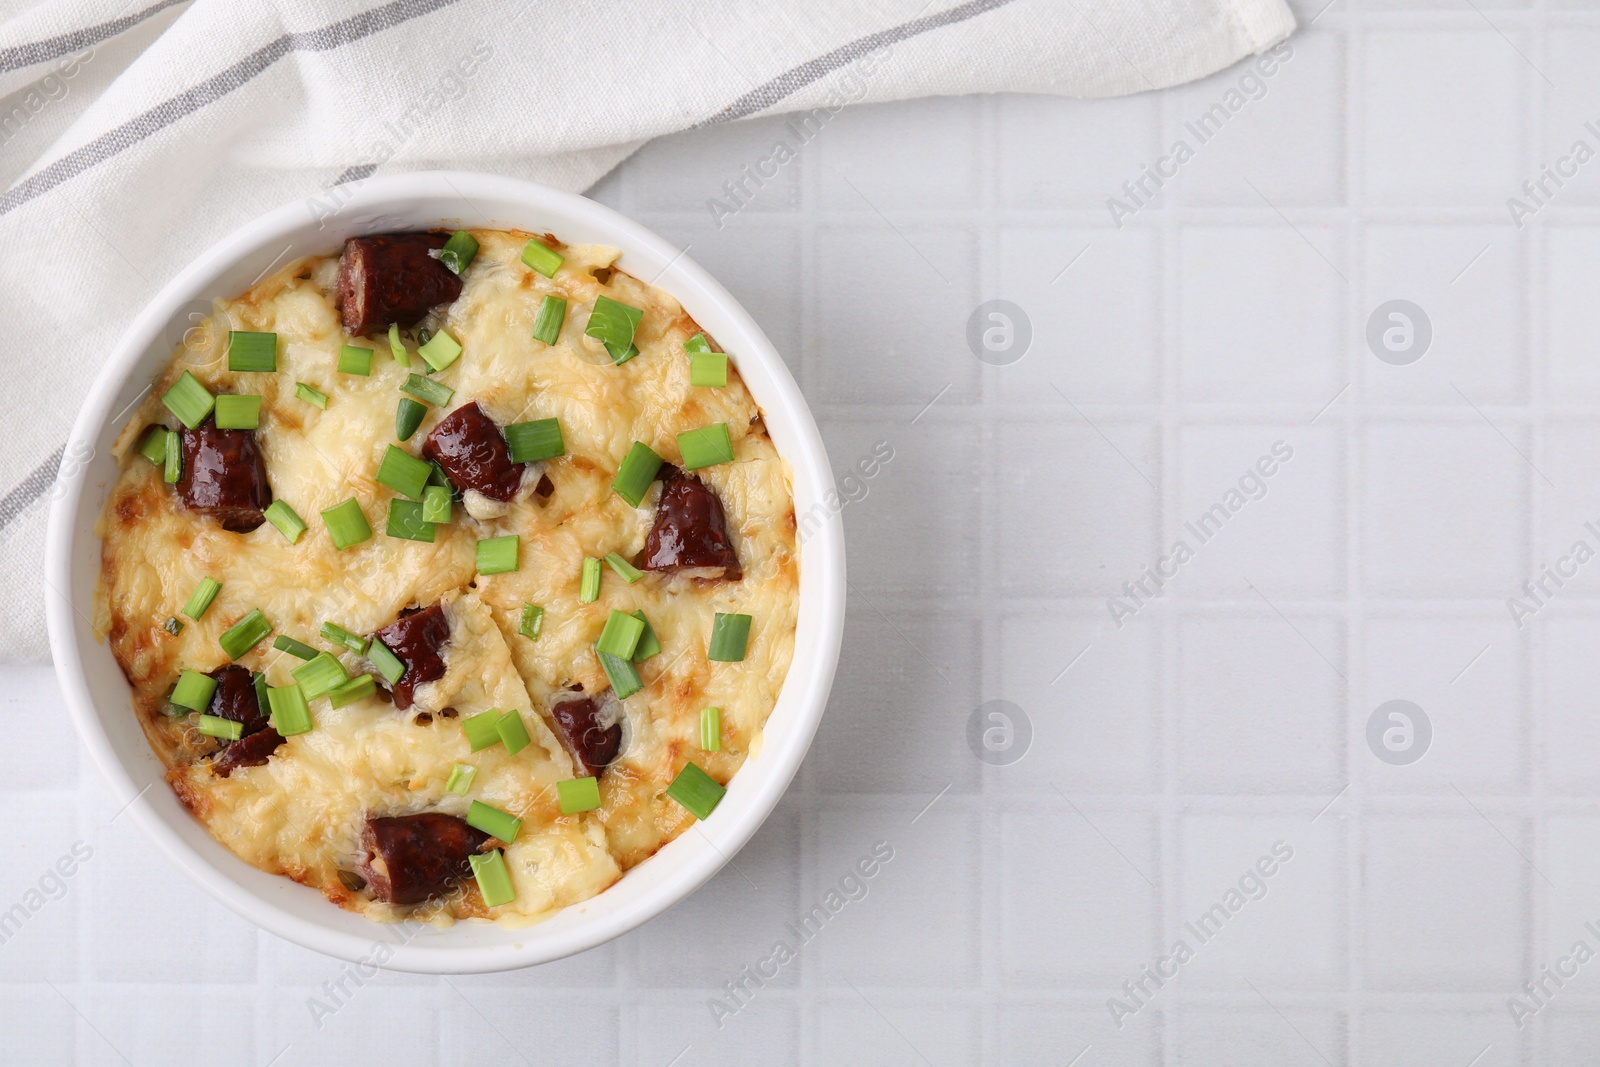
[13,1,1600,1062]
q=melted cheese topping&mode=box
[95,231,798,925]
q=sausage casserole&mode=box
[93,229,798,924]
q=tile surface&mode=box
[14,2,1600,1063]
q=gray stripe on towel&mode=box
[694,0,1020,127]
[0,0,461,218]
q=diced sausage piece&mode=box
[549,689,622,777]
[421,402,522,502]
[373,604,449,710]
[358,813,491,906]
[640,466,742,580]
[212,725,284,777]
[336,232,462,336]
[207,665,268,734]
[206,665,284,775]
[177,423,272,533]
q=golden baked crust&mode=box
[94,230,798,925]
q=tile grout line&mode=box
[1524,8,1548,1063]
[1342,7,1364,1058]
[977,89,1002,1067]
[1158,67,1182,1064]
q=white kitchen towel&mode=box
[0,0,1294,662]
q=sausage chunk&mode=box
[640,466,742,580]
[207,665,284,776]
[207,665,269,733]
[549,689,622,776]
[373,604,450,710]
[358,813,491,906]
[177,422,272,532]
[213,724,285,777]
[336,232,462,336]
[421,402,522,502]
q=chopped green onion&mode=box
[138,427,168,465]
[418,327,433,347]
[557,776,601,814]
[476,535,519,575]
[504,418,564,464]
[521,238,563,278]
[427,461,452,489]
[632,610,660,662]
[164,617,183,636]
[417,328,462,372]
[467,800,522,842]
[338,344,374,376]
[586,296,643,364]
[219,608,271,660]
[611,441,663,507]
[690,351,729,388]
[213,394,262,429]
[321,498,372,551]
[295,382,328,409]
[519,604,544,639]
[197,710,239,738]
[579,557,602,603]
[227,331,277,373]
[194,713,239,740]
[439,230,478,274]
[678,423,735,471]
[368,638,405,685]
[401,374,454,407]
[532,295,566,345]
[376,445,432,499]
[396,397,427,441]
[421,484,451,524]
[684,332,713,354]
[469,849,515,907]
[708,612,752,662]
[267,683,312,736]
[162,429,182,484]
[446,763,476,795]
[328,672,376,708]
[291,652,347,698]
[163,429,182,484]
[301,657,355,701]
[169,670,217,712]
[321,622,369,655]
[196,713,243,741]
[386,499,435,542]
[604,552,642,584]
[263,500,307,543]
[182,577,221,620]
[598,650,643,699]
[252,670,269,714]
[272,635,318,660]
[700,706,722,751]
[667,761,726,819]
[161,371,214,430]
[462,710,502,752]
[595,609,645,659]
[497,710,531,755]
[387,323,410,368]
